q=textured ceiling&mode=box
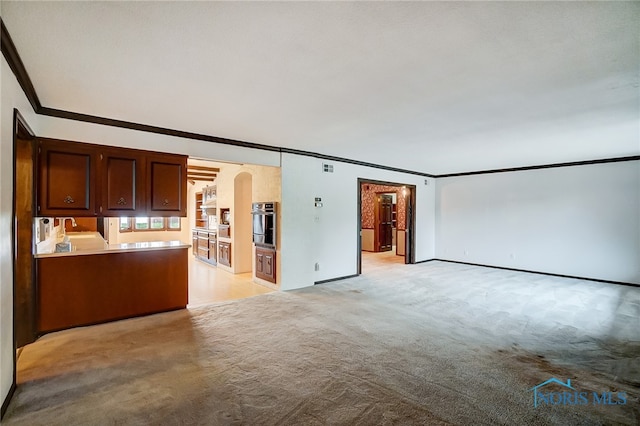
[2,1,639,174]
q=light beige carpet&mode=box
[4,261,639,425]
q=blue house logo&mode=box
[530,378,575,408]
[530,377,627,408]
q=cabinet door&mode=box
[256,251,264,274]
[218,242,231,267]
[255,247,276,283]
[192,232,198,256]
[265,253,274,278]
[38,139,97,216]
[147,154,187,216]
[101,148,145,216]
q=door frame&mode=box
[357,178,416,274]
[5,109,36,418]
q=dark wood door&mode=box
[147,154,187,216]
[101,148,145,216]
[38,139,97,216]
[377,194,393,251]
[15,137,36,347]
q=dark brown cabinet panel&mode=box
[197,230,210,259]
[218,224,230,238]
[147,155,187,216]
[193,229,217,265]
[37,138,188,217]
[255,246,276,283]
[218,241,231,267]
[38,139,98,216]
[101,149,145,216]
[38,248,188,333]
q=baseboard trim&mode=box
[1,382,16,419]
[435,259,640,288]
[415,258,437,264]
[315,274,359,285]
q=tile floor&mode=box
[188,255,273,306]
[187,249,405,307]
[361,248,405,272]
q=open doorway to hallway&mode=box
[357,179,416,274]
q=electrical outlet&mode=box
[315,262,320,271]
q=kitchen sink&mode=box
[64,232,108,250]
[66,232,100,239]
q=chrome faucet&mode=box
[59,217,77,236]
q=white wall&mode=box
[280,153,436,290]
[36,115,281,168]
[0,57,41,410]
[436,161,640,284]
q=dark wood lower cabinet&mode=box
[255,246,276,283]
[193,229,217,265]
[218,241,231,267]
[37,248,188,333]
[197,230,209,260]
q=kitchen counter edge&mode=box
[34,241,191,259]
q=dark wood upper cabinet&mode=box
[101,149,145,216]
[147,154,187,216]
[37,139,98,216]
[37,138,188,217]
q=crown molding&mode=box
[1,19,41,112]
[437,155,640,178]
[2,18,636,179]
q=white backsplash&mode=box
[34,217,61,254]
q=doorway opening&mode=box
[186,158,279,306]
[357,179,416,274]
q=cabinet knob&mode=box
[117,197,127,205]
[63,195,75,204]
[163,199,170,206]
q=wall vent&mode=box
[322,163,334,173]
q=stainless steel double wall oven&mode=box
[251,202,276,247]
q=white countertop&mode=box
[35,236,190,259]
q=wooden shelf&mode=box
[195,191,207,228]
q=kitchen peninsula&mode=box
[36,235,189,333]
